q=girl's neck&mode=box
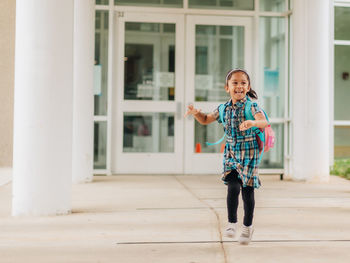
[231,96,247,104]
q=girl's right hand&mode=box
[184,104,201,118]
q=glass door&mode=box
[184,15,253,174]
[112,12,185,174]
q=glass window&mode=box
[335,7,350,41]
[195,25,244,102]
[94,121,107,169]
[194,121,224,153]
[96,0,109,4]
[334,127,350,159]
[123,113,175,152]
[189,0,254,10]
[115,0,183,8]
[260,123,284,169]
[259,17,286,118]
[94,11,109,115]
[334,45,350,120]
[260,0,286,12]
[124,22,176,101]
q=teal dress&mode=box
[213,96,262,189]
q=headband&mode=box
[225,68,249,84]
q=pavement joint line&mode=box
[116,240,350,245]
[173,175,228,263]
[136,206,342,210]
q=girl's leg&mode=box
[241,186,255,226]
[226,170,241,223]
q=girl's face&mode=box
[225,71,250,103]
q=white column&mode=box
[12,0,74,216]
[72,0,95,183]
[292,0,331,182]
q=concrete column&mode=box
[72,0,95,183]
[292,0,331,182]
[12,0,74,216]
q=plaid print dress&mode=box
[213,96,262,189]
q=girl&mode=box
[184,69,268,245]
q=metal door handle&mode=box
[176,102,182,120]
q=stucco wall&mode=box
[0,0,15,167]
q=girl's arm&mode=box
[184,104,217,125]
[239,112,268,131]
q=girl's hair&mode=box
[225,69,258,100]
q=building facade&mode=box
[1,0,349,215]
[93,0,292,176]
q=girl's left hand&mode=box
[239,120,254,131]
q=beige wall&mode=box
[0,0,15,167]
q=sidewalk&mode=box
[1,174,350,263]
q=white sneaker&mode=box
[225,222,237,238]
[238,225,254,245]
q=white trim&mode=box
[334,121,350,126]
[95,5,109,10]
[334,40,350,45]
[288,13,293,177]
[334,2,350,7]
[121,101,177,112]
[114,5,255,16]
[112,5,291,17]
[254,0,260,97]
[330,2,335,166]
[93,169,109,175]
[94,115,108,121]
[283,13,289,177]
[334,0,350,3]
[284,0,294,176]
[269,118,288,123]
[260,169,284,174]
[106,0,114,175]
[258,11,292,16]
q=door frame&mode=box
[111,12,185,174]
[184,15,254,174]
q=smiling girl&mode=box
[184,69,268,245]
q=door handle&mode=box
[176,102,182,120]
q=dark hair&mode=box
[225,69,258,100]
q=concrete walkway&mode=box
[1,174,350,262]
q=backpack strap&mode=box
[218,103,226,125]
[206,103,227,146]
[244,98,265,164]
[244,98,260,134]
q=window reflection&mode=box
[123,113,175,152]
[260,0,286,12]
[260,17,285,119]
[195,25,244,102]
[260,123,284,169]
[189,0,254,10]
[94,121,107,169]
[94,11,109,115]
[124,22,176,101]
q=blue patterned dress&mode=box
[212,96,262,189]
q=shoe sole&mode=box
[238,229,254,245]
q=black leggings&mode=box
[226,170,255,226]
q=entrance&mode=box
[112,12,252,174]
